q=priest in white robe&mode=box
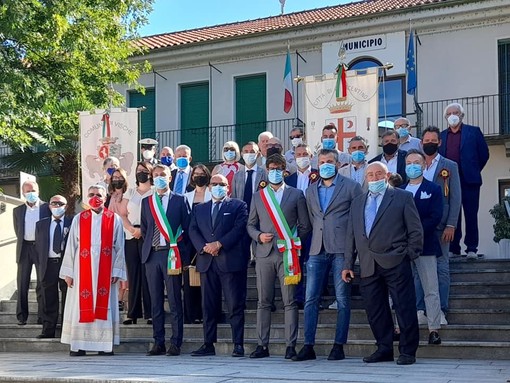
[60,184,126,356]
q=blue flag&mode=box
[406,31,417,96]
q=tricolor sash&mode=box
[260,187,302,285]
[148,194,183,275]
[78,208,114,323]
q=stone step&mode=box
[449,281,510,294]
[447,258,510,271]
[450,268,510,283]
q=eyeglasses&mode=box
[50,201,66,207]
[395,124,409,129]
[87,193,103,198]
[223,148,236,152]
[290,135,303,139]
[210,183,228,187]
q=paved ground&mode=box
[0,353,509,383]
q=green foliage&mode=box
[489,198,510,242]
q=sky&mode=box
[139,0,352,36]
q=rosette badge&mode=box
[440,169,450,196]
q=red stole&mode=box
[78,208,115,323]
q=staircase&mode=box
[1,258,509,359]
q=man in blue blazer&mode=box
[369,130,408,184]
[141,164,191,357]
[188,174,249,357]
[438,103,489,258]
[34,195,73,338]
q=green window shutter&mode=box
[128,89,155,139]
[235,74,267,146]
[181,82,209,163]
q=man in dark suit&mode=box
[438,103,489,259]
[141,164,190,356]
[403,149,444,345]
[169,144,195,194]
[342,161,423,365]
[247,154,312,360]
[34,195,73,338]
[13,180,51,326]
[369,130,408,184]
[188,174,249,357]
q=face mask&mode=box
[368,179,387,194]
[24,191,39,204]
[268,169,284,184]
[422,142,439,156]
[351,150,366,163]
[319,163,337,179]
[447,114,460,127]
[51,207,66,217]
[211,185,227,199]
[397,127,410,138]
[266,147,281,157]
[153,176,169,190]
[161,156,173,166]
[136,172,150,184]
[142,149,154,160]
[106,168,116,176]
[322,138,336,150]
[176,157,189,169]
[296,157,311,169]
[111,180,125,190]
[88,196,104,209]
[405,164,423,179]
[193,175,208,187]
[242,153,257,166]
[224,150,236,161]
[382,142,398,156]
[291,137,303,147]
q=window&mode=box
[498,40,510,134]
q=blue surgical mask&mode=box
[24,191,39,204]
[106,168,116,176]
[368,179,388,194]
[319,163,337,179]
[161,156,173,166]
[242,153,257,166]
[176,157,189,169]
[51,207,66,217]
[224,150,236,161]
[211,185,227,199]
[153,176,169,190]
[351,150,366,163]
[322,138,336,150]
[397,127,410,138]
[405,163,423,179]
[268,169,284,184]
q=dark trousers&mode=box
[125,238,152,319]
[40,258,67,336]
[201,260,246,345]
[360,259,419,357]
[16,241,43,322]
[145,249,183,347]
[182,256,202,323]
[450,182,481,254]
[295,236,311,304]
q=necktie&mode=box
[243,170,254,208]
[152,194,163,246]
[212,201,221,229]
[175,171,184,194]
[365,193,379,237]
[53,219,62,255]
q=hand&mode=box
[342,270,354,283]
[65,276,74,288]
[203,243,219,255]
[132,228,142,239]
[111,277,119,284]
[442,227,455,242]
[259,233,274,244]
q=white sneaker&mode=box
[440,311,448,325]
[466,251,477,260]
[328,301,338,310]
[417,310,428,325]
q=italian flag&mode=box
[283,50,293,114]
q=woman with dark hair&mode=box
[183,164,212,324]
[117,162,154,325]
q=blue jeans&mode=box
[304,253,351,345]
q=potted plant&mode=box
[489,197,510,259]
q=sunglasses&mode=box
[290,135,303,139]
[87,193,103,198]
[223,148,236,152]
[50,201,66,207]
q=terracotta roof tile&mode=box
[136,0,449,50]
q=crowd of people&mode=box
[13,102,489,365]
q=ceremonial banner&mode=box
[79,108,138,195]
[304,68,379,156]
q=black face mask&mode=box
[111,180,125,190]
[136,172,150,184]
[193,175,208,187]
[422,142,439,156]
[382,142,398,156]
[266,147,282,157]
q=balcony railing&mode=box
[417,93,510,137]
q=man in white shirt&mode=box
[170,145,194,194]
[339,136,369,190]
[394,118,421,152]
[285,127,305,165]
[256,131,273,167]
[369,130,407,184]
[311,124,350,168]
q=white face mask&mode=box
[142,149,154,160]
[291,137,303,147]
[447,114,460,127]
[242,153,257,166]
[296,157,311,169]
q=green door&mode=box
[128,89,155,140]
[181,83,209,163]
[235,74,267,146]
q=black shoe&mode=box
[292,345,316,361]
[70,350,86,357]
[250,259,256,267]
[428,331,441,345]
[98,351,114,356]
[232,344,244,357]
[166,344,181,356]
[327,344,345,360]
[285,346,297,360]
[146,344,166,356]
[249,345,269,359]
[36,333,55,339]
[296,302,304,310]
[17,320,27,326]
[193,319,202,324]
[118,301,125,311]
[123,318,137,325]
[191,343,215,356]
[147,319,152,325]
[396,354,416,365]
[363,351,394,363]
